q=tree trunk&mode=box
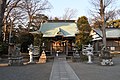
[100,0,107,50]
[0,0,7,42]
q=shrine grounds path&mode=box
[0,55,120,80]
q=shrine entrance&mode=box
[52,40,66,56]
[44,37,75,56]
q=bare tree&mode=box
[3,0,22,42]
[62,8,77,20]
[2,0,21,42]
[89,0,117,50]
[116,9,120,18]
[20,0,52,30]
[90,0,117,23]
[89,0,118,66]
[2,0,52,42]
[31,14,48,30]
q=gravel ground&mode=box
[0,62,53,80]
[69,57,120,80]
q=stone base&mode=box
[8,57,23,66]
[8,62,23,66]
[38,58,46,63]
[100,59,113,66]
[27,61,35,64]
[87,61,93,64]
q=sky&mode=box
[45,0,120,20]
[45,0,91,20]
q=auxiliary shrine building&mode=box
[39,20,78,56]
[91,28,120,53]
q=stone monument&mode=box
[8,44,23,66]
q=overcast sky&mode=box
[44,0,120,20]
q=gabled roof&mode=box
[90,28,120,41]
[39,21,78,37]
[55,28,65,36]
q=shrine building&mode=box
[91,28,120,53]
[38,20,78,56]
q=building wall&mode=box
[107,40,120,51]
[94,39,120,51]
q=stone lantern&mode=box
[82,44,93,63]
[28,44,34,63]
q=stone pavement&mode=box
[49,57,80,80]
[1,55,120,80]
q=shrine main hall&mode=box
[39,20,78,56]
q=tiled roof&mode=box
[39,22,78,37]
[91,28,120,41]
[106,28,120,38]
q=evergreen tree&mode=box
[76,16,92,50]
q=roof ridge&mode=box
[47,20,75,23]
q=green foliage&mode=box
[107,19,120,28]
[92,19,120,28]
[10,35,20,44]
[19,32,34,53]
[76,16,92,50]
[80,54,88,61]
[19,33,34,45]
[54,17,59,20]
[33,32,43,46]
[0,42,8,56]
[77,16,90,30]
[0,44,2,53]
